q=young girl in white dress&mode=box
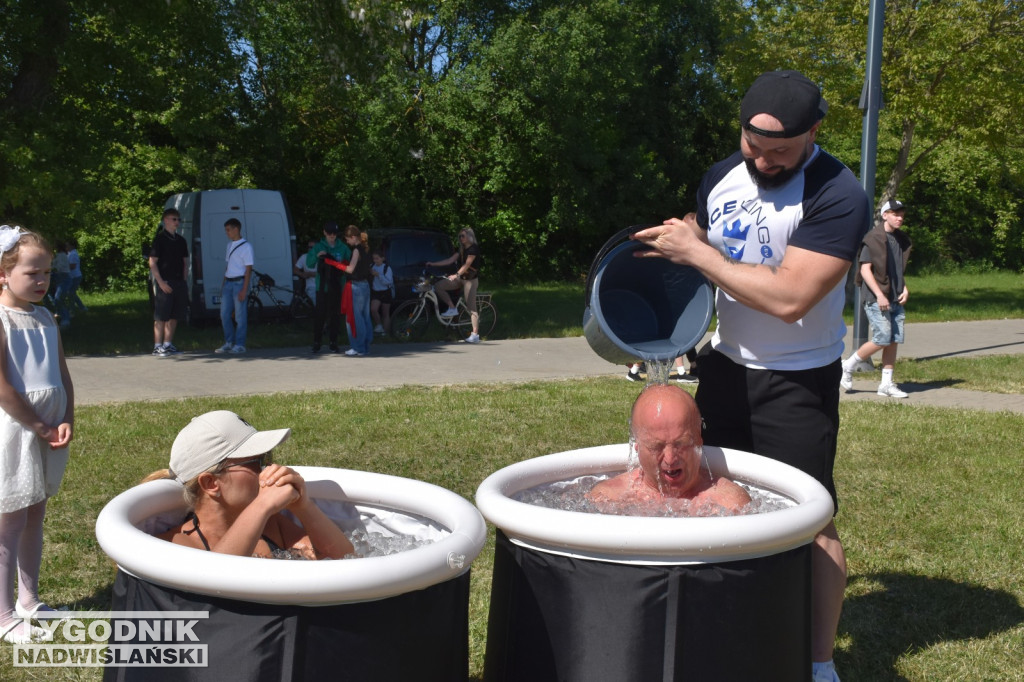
[0,226,74,644]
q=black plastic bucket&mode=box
[583,227,713,365]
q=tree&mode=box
[420,0,736,277]
[721,0,1024,270]
[1,0,250,287]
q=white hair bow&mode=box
[0,225,23,254]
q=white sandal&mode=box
[1,619,52,644]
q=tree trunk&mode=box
[0,0,71,117]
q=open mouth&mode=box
[662,468,684,482]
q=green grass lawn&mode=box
[903,270,1024,322]
[5,271,1021,680]
[2,380,1022,681]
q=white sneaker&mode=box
[229,345,246,354]
[373,324,385,334]
[466,333,480,344]
[441,307,458,318]
[846,356,875,373]
[877,382,908,398]
[215,342,233,354]
[344,348,364,356]
[839,370,853,392]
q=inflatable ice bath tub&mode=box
[475,444,834,682]
[96,466,486,682]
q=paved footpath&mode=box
[69,319,1024,413]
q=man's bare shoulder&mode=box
[587,471,636,502]
[695,477,751,512]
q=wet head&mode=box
[630,384,704,497]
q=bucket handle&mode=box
[584,224,656,302]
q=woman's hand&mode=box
[259,464,308,511]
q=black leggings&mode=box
[314,288,342,345]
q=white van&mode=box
[160,189,297,323]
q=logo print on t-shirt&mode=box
[722,218,750,260]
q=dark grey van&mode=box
[366,228,456,302]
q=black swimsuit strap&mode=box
[182,512,282,554]
[182,512,211,551]
[261,534,283,553]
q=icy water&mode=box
[266,531,434,561]
[637,357,678,384]
[512,474,794,518]
[347,529,438,558]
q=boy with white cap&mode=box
[841,200,912,398]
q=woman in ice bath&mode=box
[146,410,354,559]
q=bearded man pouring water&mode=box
[631,70,871,682]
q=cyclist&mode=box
[427,227,483,343]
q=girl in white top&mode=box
[370,250,394,334]
[0,226,74,644]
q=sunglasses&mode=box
[216,452,272,474]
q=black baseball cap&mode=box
[323,221,340,234]
[740,70,828,138]
[880,200,906,216]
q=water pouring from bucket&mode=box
[583,226,714,366]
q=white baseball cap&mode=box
[169,411,291,482]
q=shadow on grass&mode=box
[75,583,116,613]
[839,572,1024,679]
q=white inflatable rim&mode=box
[474,444,834,564]
[95,466,487,605]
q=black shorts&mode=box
[370,288,393,305]
[153,280,188,322]
[695,348,842,513]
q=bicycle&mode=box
[390,272,497,342]
[246,270,315,324]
